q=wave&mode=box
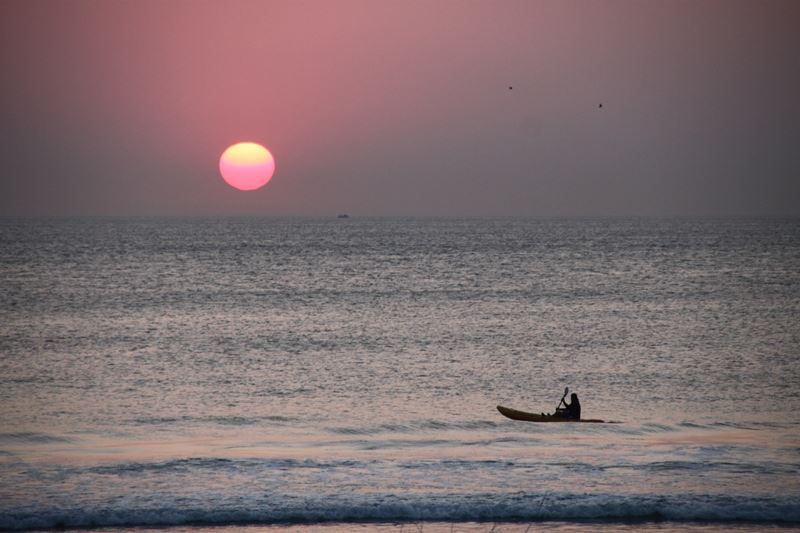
[43,455,796,480]
[80,457,370,476]
[2,493,798,530]
[0,432,73,444]
[131,414,293,426]
[326,418,503,435]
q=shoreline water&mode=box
[23,522,800,533]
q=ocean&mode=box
[0,216,798,531]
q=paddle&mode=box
[556,387,569,412]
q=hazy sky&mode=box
[1,0,798,216]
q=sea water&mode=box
[0,217,798,531]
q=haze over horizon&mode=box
[1,0,798,217]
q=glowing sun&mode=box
[219,142,275,191]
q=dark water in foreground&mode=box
[1,217,798,531]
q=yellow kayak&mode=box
[497,405,606,423]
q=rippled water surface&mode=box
[0,217,799,531]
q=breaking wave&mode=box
[2,492,799,530]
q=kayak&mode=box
[497,405,606,423]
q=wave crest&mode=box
[2,492,798,530]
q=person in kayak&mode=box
[561,393,581,420]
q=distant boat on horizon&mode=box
[337,214,350,219]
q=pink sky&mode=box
[1,0,798,215]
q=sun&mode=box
[219,142,275,191]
